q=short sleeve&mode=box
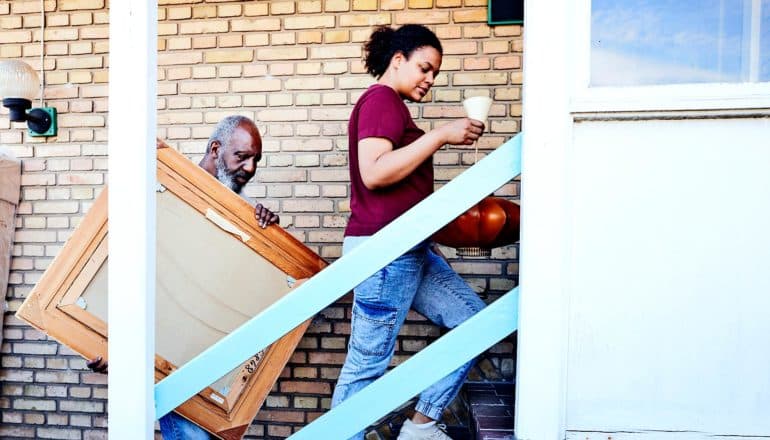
[356,87,408,147]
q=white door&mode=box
[518,1,770,439]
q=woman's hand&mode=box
[439,118,485,145]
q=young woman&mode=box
[332,24,487,440]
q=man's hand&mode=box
[254,203,279,229]
[86,356,108,374]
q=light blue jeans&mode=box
[159,412,213,440]
[332,237,487,440]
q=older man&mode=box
[88,115,279,439]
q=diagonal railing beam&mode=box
[155,134,522,417]
[288,288,519,440]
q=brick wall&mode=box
[0,0,521,438]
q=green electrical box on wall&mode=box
[488,0,523,25]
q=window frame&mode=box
[572,0,770,113]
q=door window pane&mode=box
[591,0,770,86]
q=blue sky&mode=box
[591,0,769,85]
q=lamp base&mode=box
[27,107,57,137]
[2,97,31,122]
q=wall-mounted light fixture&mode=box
[0,60,57,137]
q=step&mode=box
[465,382,515,440]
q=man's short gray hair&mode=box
[206,115,255,154]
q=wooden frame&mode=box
[16,141,327,440]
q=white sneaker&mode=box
[396,419,453,440]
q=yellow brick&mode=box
[351,28,371,42]
[157,112,203,125]
[323,61,348,74]
[93,71,109,83]
[167,96,192,109]
[68,71,92,84]
[256,109,308,122]
[191,96,214,107]
[167,7,192,20]
[158,52,203,66]
[272,1,296,14]
[512,38,523,52]
[180,20,228,34]
[245,34,270,46]
[46,71,68,85]
[444,41,477,55]
[0,3,9,14]
[322,92,347,104]
[493,55,520,70]
[339,13,391,27]
[454,9,486,23]
[192,5,217,19]
[494,88,521,101]
[180,80,229,94]
[218,4,242,17]
[70,12,93,26]
[296,63,322,75]
[408,0,432,8]
[285,15,336,29]
[191,66,216,78]
[219,34,243,48]
[93,41,108,53]
[436,0,460,6]
[57,56,103,70]
[94,11,108,24]
[231,79,282,92]
[495,25,521,37]
[298,31,322,44]
[232,18,281,32]
[217,95,242,108]
[436,25,461,39]
[46,42,68,55]
[269,63,294,76]
[325,30,349,43]
[80,26,108,40]
[395,11,449,24]
[272,32,296,45]
[269,94,293,106]
[167,37,192,50]
[310,108,350,120]
[352,0,377,11]
[452,72,508,86]
[286,78,335,90]
[0,30,32,43]
[0,45,21,57]
[464,25,490,38]
[12,1,54,14]
[309,45,361,59]
[244,3,269,16]
[192,35,217,49]
[510,71,522,85]
[298,0,323,13]
[1,16,22,29]
[482,40,510,54]
[382,0,405,9]
[338,76,374,89]
[59,0,104,11]
[256,47,308,61]
[244,64,268,76]
[204,50,254,64]
[158,23,178,36]
[325,0,350,12]
[58,114,105,128]
[81,84,108,98]
[243,95,267,107]
[465,0,486,5]
[464,57,490,70]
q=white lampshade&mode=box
[0,60,40,101]
[463,96,493,124]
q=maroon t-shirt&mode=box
[344,84,434,236]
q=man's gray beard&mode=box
[215,155,244,194]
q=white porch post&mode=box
[108,1,157,438]
[516,0,572,438]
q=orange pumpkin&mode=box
[432,196,520,254]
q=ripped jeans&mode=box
[331,237,486,440]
